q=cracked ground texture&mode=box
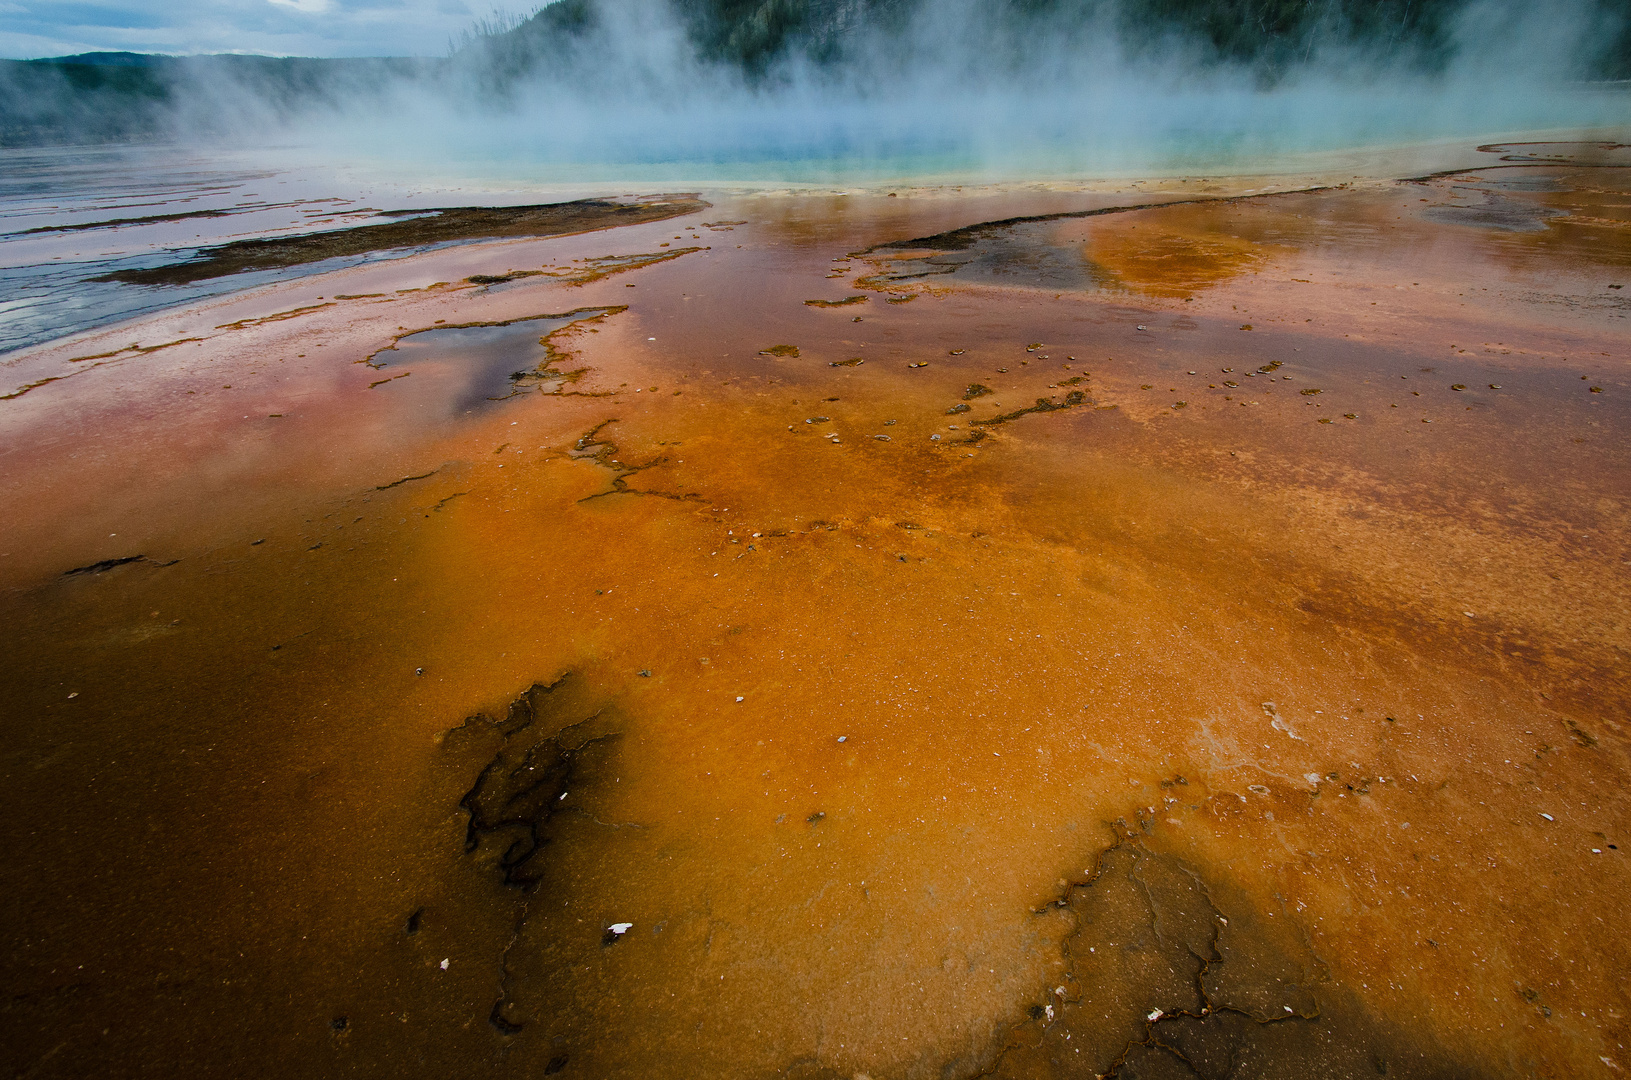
[3,143,1630,1078]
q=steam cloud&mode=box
[4,0,1628,180]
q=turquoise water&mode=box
[2,78,1625,355]
[314,80,1631,184]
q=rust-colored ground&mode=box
[3,144,1629,1079]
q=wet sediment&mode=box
[2,146,1629,1078]
[92,195,709,285]
[446,676,1486,1079]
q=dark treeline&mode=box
[3,0,1628,148]
[473,0,1631,77]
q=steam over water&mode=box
[5,82,1627,352]
[5,0,1628,350]
[211,0,1631,180]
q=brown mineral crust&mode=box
[92,195,710,285]
[3,150,1630,1080]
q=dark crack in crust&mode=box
[1402,141,1631,183]
[853,189,1331,259]
[571,419,703,503]
[489,898,531,1036]
[849,188,1331,293]
[63,554,148,576]
[452,674,626,888]
[442,680,1484,1078]
[444,675,641,1040]
[469,246,707,288]
[976,390,1090,426]
[983,824,1479,1080]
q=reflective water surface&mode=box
[2,142,1629,1078]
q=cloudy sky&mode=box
[0,0,526,58]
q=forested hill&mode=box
[472,0,1631,78]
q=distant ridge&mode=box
[41,52,173,66]
[0,52,437,147]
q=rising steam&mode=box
[4,0,1629,181]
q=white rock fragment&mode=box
[1262,700,1303,740]
[440,958,449,970]
[608,923,633,935]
